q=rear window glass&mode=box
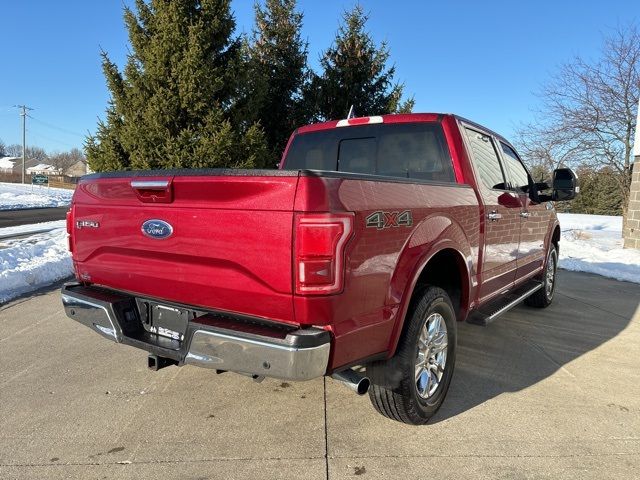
[284,123,455,182]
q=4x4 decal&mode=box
[366,210,413,229]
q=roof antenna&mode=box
[346,105,356,119]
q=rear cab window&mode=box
[283,122,456,183]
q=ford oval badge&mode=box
[141,219,173,239]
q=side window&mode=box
[464,128,507,190]
[500,143,530,192]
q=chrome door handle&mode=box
[487,211,502,221]
[520,211,531,218]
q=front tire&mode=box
[525,244,558,308]
[367,286,457,425]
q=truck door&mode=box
[463,127,521,303]
[499,142,553,281]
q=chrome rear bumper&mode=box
[61,283,330,381]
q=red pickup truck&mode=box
[62,113,577,424]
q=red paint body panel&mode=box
[70,113,559,373]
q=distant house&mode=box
[63,159,88,177]
[0,156,19,172]
[26,163,61,175]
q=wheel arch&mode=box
[386,244,471,358]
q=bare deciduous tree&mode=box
[49,148,86,172]
[2,144,49,162]
[4,144,22,157]
[516,23,639,214]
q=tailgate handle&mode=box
[131,180,170,190]
[131,179,173,203]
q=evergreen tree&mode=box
[562,166,624,215]
[308,5,414,122]
[242,0,309,164]
[86,0,269,172]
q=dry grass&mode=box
[566,229,592,241]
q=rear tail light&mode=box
[294,213,354,295]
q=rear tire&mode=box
[525,244,558,308]
[367,286,457,425]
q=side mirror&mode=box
[552,168,579,201]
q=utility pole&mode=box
[14,105,33,184]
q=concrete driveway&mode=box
[1,270,639,479]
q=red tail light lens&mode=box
[294,213,354,295]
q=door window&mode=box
[500,143,530,192]
[464,128,507,190]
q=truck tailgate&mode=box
[70,171,299,324]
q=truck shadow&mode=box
[0,277,73,309]
[430,270,640,423]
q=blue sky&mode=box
[0,0,636,154]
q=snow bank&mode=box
[0,220,66,238]
[0,227,72,304]
[557,213,640,284]
[0,182,74,210]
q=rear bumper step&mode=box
[61,283,330,381]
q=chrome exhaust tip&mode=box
[331,368,370,395]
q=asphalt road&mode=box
[0,207,69,228]
[1,270,639,479]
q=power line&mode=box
[28,130,79,149]
[28,115,85,138]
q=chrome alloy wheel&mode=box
[415,312,448,399]
[546,249,557,300]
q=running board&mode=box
[467,281,543,326]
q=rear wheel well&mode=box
[412,249,467,321]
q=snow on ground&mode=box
[0,223,72,304]
[557,213,640,284]
[0,182,74,210]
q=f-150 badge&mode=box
[366,210,413,229]
[141,219,173,239]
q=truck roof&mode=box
[295,112,512,147]
[296,113,444,134]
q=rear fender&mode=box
[386,215,473,357]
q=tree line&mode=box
[86,0,413,172]
[15,1,636,218]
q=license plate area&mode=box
[136,300,197,341]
